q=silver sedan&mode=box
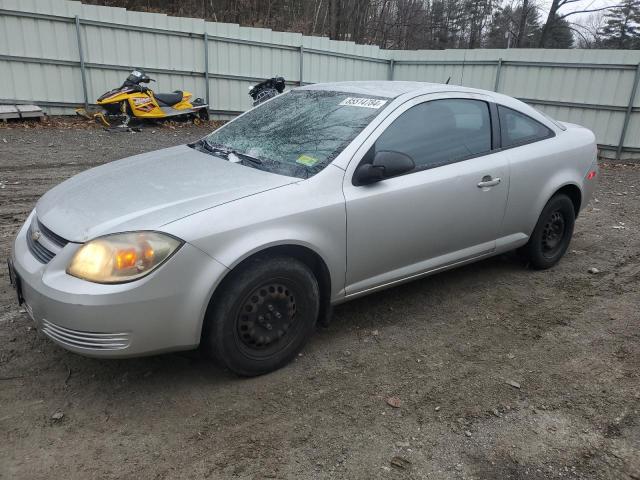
[9,81,598,375]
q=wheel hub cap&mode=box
[237,283,296,350]
[541,210,565,253]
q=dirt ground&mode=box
[0,119,638,480]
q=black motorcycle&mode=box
[249,77,286,106]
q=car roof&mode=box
[298,81,492,99]
[298,81,558,132]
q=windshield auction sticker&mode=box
[339,97,387,109]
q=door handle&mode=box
[477,175,501,188]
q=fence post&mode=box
[299,45,304,85]
[493,57,502,92]
[388,59,395,81]
[74,15,89,110]
[616,62,640,161]
[203,32,210,107]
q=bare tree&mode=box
[538,0,618,47]
[80,0,636,51]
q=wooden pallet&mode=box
[0,104,45,121]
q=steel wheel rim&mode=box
[235,281,298,358]
[541,209,566,256]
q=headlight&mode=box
[67,231,182,284]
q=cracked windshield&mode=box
[204,90,388,178]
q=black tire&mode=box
[204,256,319,376]
[198,108,210,121]
[523,193,575,270]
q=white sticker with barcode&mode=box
[339,97,387,109]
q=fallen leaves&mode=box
[0,115,225,132]
[386,396,401,408]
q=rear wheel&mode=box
[204,256,319,376]
[522,193,575,269]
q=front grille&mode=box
[38,220,69,248]
[26,217,70,264]
[26,231,56,263]
[41,319,130,351]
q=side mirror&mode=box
[353,150,415,186]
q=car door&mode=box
[342,93,511,296]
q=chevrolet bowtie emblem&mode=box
[31,230,42,242]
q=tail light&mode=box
[586,171,597,180]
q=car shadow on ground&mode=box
[23,252,526,392]
[329,252,525,328]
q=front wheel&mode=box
[203,256,319,376]
[522,193,575,269]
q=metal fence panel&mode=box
[1,0,640,159]
[391,49,640,158]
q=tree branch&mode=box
[559,0,589,5]
[558,6,618,20]
[565,24,591,44]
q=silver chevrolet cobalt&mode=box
[9,81,598,375]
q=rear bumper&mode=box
[11,214,228,358]
[580,159,599,212]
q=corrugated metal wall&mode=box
[392,49,640,159]
[1,0,639,159]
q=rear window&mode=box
[533,107,567,130]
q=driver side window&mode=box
[368,99,492,171]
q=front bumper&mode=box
[10,214,228,358]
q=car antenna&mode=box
[445,76,451,84]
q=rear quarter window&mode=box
[498,105,554,148]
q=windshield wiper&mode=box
[192,139,262,165]
[191,138,230,156]
[230,150,263,165]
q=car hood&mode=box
[35,145,296,242]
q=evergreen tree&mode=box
[600,0,640,48]
[486,3,540,49]
[486,6,513,48]
[543,17,574,48]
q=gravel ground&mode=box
[0,119,639,480]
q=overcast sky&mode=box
[536,0,617,22]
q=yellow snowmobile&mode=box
[81,69,209,128]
